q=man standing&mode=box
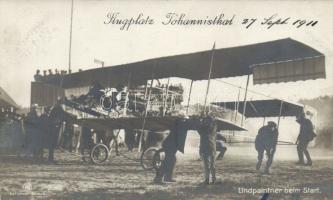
[81,126,93,161]
[39,107,50,160]
[255,121,279,174]
[47,102,64,163]
[24,105,40,158]
[198,115,217,184]
[153,118,188,184]
[295,112,316,166]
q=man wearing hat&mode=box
[295,112,316,166]
[255,121,279,174]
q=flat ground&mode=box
[0,146,332,200]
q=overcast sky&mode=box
[0,0,333,108]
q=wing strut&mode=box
[241,74,250,126]
[186,80,194,115]
[203,42,216,113]
[138,64,155,154]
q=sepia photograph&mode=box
[0,0,332,199]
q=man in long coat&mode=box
[198,115,217,184]
[295,112,316,166]
[153,118,188,184]
[47,103,64,163]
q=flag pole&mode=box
[68,0,74,72]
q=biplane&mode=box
[30,38,326,169]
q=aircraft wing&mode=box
[42,38,324,89]
[212,99,304,118]
[78,116,246,132]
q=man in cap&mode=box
[255,121,279,174]
[295,112,316,166]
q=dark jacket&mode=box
[297,118,316,142]
[48,104,67,147]
[25,110,39,130]
[162,130,178,154]
[255,125,278,151]
[162,118,188,154]
[24,110,41,147]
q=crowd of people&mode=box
[33,69,84,85]
[20,103,144,163]
[22,103,64,163]
[34,69,67,85]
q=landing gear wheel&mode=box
[90,144,109,164]
[140,147,159,170]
